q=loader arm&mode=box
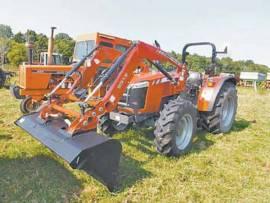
[65,41,185,134]
[48,46,124,102]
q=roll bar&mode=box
[181,42,227,64]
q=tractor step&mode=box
[15,113,122,191]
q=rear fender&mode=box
[197,75,236,112]
[10,85,25,99]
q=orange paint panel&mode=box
[197,76,228,111]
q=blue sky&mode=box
[1,0,270,66]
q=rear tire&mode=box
[20,96,41,114]
[154,97,197,156]
[97,114,129,136]
[201,82,237,134]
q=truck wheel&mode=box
[97,114,129,136]
[20,96,41,114]
[201,82,237,134]
[154,97,197,156]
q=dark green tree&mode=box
[0,24,13,38]
[25,29,37,43]
[55,33,72,41]
[170,51,269,75]
[0,37,9,64]
[7,41,27,66]
[13,32,26,43]
[55,37,75,63]
[34,33,48,60]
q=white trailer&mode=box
[266,73,270,89]
[239,72,266,91]
[267,73,270,80]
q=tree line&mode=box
[170,51,269,75]
[0,24,269,74]
[0,24,74,66]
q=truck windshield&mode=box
[73,40,95,61]
[53,55,62,65]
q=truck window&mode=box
[99,41,113,48]
[115,45,128,52]
[74,40,95,60]
[53,55,62,65]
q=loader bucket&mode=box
[15,113,122,191]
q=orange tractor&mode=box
[15,40,237,191]
[11,29,134,113]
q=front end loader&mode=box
[16,40,237,190]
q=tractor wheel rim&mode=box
[176,114,193,150]
[26,100,39,112]
[221,96,235,127]
[26,101,34,111]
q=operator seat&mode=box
[187,71,202,88]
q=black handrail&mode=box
[182,42,227,64]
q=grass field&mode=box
[0,86,270,202]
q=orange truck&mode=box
[11,31,134,113]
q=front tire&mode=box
[20,96,41,114]
[201,82,237,134]
[154,97,197,156]
[97,114,129,136]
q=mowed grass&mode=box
[0,86,270,202]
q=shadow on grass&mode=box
[0,155,81,202]
[119,127,157,157]
[0,133,12,140]
[114,128,215,192]
[191,130,214,153]
[118,118,252,159]
[116,154,152,192]
[0,153,152,198]
[3,85,11,89]
[121,127,215,156]
[191,118,252,152]
[113,128,154,192]
[98,118,253,192]
[1,118,251,198]
[231,118,252,132]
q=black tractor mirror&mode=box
[224,46,228,54]
[216,46,228,54]
[181,42,228,65]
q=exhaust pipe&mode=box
[25,42,34,65]
[47,27,57,65]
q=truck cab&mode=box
[73,32,131,62]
